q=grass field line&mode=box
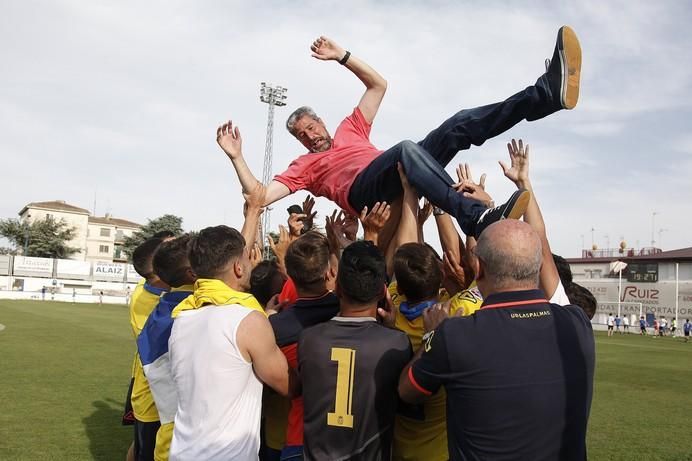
[596,338,692,352]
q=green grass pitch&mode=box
[0,300,691,460]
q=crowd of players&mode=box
[121,27,599,461]
[122,139,598,461]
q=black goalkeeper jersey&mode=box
[298,317,412,461]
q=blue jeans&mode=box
[348,75,556,236]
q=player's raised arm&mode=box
[217,120,291,206]
[310,36,387,124]
[499,139,560,299]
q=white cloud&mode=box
[1,0,691,258]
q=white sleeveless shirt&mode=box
[168,305,263,461]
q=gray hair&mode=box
[475,225,542,287]
[286,106,319,136]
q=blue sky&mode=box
[1,0,691,257]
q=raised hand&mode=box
[454,163,494,208]
[268,225,291,269]
[418,199,433,228]
[310,36,346,61]
[287,212,307,239]
[301,195,317,231]
[499,138,530,187]
[249,242,263,269]
[342,213,359,242]
[397,162,416,194]
[360,202,391,244]
[454,163,486,191]
[325,210,353,252]
[216,120,243,160]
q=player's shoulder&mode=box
[548,302,593,331]
[449,287,483,317]
[358,321,411,351]
[379,322,411,343]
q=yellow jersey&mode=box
[390,281,483,461]
[154,422,174,461]
[262,390,290,451]
[130,281,165,422]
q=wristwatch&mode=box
[433,207,445,216]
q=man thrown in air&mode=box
[217,26,581,239]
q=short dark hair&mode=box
[250,260,284,306]
[152,230,176,239]
[132,237,164,278]
[285,231,330,293]
[394,243,443,303]
[552,253,573,285]
[337,241,386,304]
[153,234,193,288]
[566,282,597,320]
[189,225,245,279]
[287,205,303,215]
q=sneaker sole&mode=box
[559,26,581,110]
[505,190,531,220]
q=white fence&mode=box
[0,254,141,299]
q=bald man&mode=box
[398,220,595,461]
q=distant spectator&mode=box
[639,316,647,335]
[653,318,659,337]
[72,288,76,304]
[659,317,667,337]
[607,313,615,337]
[41,286,46,301]
[684,319,691,343]
[670,318,677,337]
[99,290,103,305]
[622,314,629,333]
[615,315,622,334]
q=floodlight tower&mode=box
[259,82,288,250]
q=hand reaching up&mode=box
[310,36,346,61]
[499,139,530,188]
[216,120,243,161]
[360,202,391,244]
[301,195,317,231]
[454,163,494,208]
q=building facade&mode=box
[18,200,141,263]
[567,247,692,324]
[86,215,140,262]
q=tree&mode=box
[122,214,184,260]
[0,216,79,258]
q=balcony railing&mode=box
[580,247,662,259]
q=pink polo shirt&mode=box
[274,108,382,215]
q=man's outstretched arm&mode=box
[311,36,387,124]
[216,120,290,206]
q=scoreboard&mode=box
[626,263,658,283]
